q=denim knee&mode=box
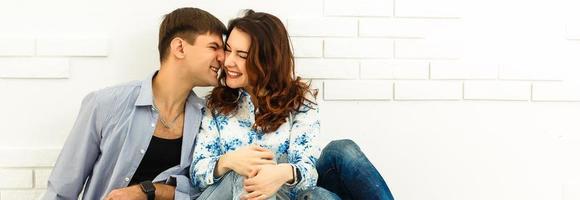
[324,139,363,160]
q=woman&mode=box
[191,10,325,200]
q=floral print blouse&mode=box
[190,90,321,197]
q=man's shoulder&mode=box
[85,80,142,107]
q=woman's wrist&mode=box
[214,154,231,178]
[277,164,295,183]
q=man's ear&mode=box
[169,37,186,59]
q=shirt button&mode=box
[151,123,155,127]
[124,177,130,182]
[140,149,146,154]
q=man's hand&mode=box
[241,164,294,200]
[104,185,146,200]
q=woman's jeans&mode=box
[301,139,395,200]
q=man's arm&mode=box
[104,183,175,200]
[43,92,103,200]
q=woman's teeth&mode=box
[227,70,242,77]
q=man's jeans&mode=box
[301,139,395,200]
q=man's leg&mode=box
[295,187,341,200]
[316,139,395,200]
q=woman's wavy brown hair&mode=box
[206,10,317,133]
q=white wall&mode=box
[1,0,580,199]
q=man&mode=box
[44,7,226,200]
[45,7,394,200]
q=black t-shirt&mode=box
[130,136,182,185]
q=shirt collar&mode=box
[134,70,204,109]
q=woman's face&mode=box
[224,27,251,89]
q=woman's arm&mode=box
[190,109,226,189]
[243,101,322,199]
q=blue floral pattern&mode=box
[191,90,321,197]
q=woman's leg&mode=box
[316,139,395,200]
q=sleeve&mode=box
[286,99,322,193]
[158,171,200,200]
[43,92,103,200]
[190,109,225,190]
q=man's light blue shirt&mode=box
[44,71,204,200]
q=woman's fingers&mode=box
[242,190,262,199]
[257,151,274,160]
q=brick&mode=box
[0,58,69,79]
[36,36,108,56]
[395,81,462,100]
[395,0,462,17]
[288,18,357,37]
[431,61,498,79]
[324,0,393,16]
[499,64,562,81]
[0,37,35,56]
[359,18,462,38]
[464,81,530,100]
[325,39,393,58]
[533,82,580,101]
[34,169,52,189]
[0,169,33,189]
[0,148,60,167]
[324,80,393,100]
[360,60,428,79]
[291,38,323,58]
[0,190,45,200]
[295,59,359,79]
[395,39,461,59]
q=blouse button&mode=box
[124,177,130,182]
[140,149,146,154]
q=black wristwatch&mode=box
[139,180,156,200]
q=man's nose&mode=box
[216,49,225,63]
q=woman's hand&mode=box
[215,145,276,177]
[241,163,294,200]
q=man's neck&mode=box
[152,64,197,114]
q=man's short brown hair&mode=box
[158,7,226,63]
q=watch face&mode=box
[140,181,156,193]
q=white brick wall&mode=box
[0,37,35,56]
[395,39,461,59]
[431,61,498,80]
[324,0,393,16]
[533,82,580,102]
[360,60,428,79]
[325,39,393,58]
[1,1,579,200]
[395,80,462,100]
[324,80,393,100]
[290,38,323,58]
[288,18,357,37]
[464,81,530,101]
[0,169,33,189]
[295,59,358,79]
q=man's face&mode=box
[182,32,224,87]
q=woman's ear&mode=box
[169,37,186,59]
